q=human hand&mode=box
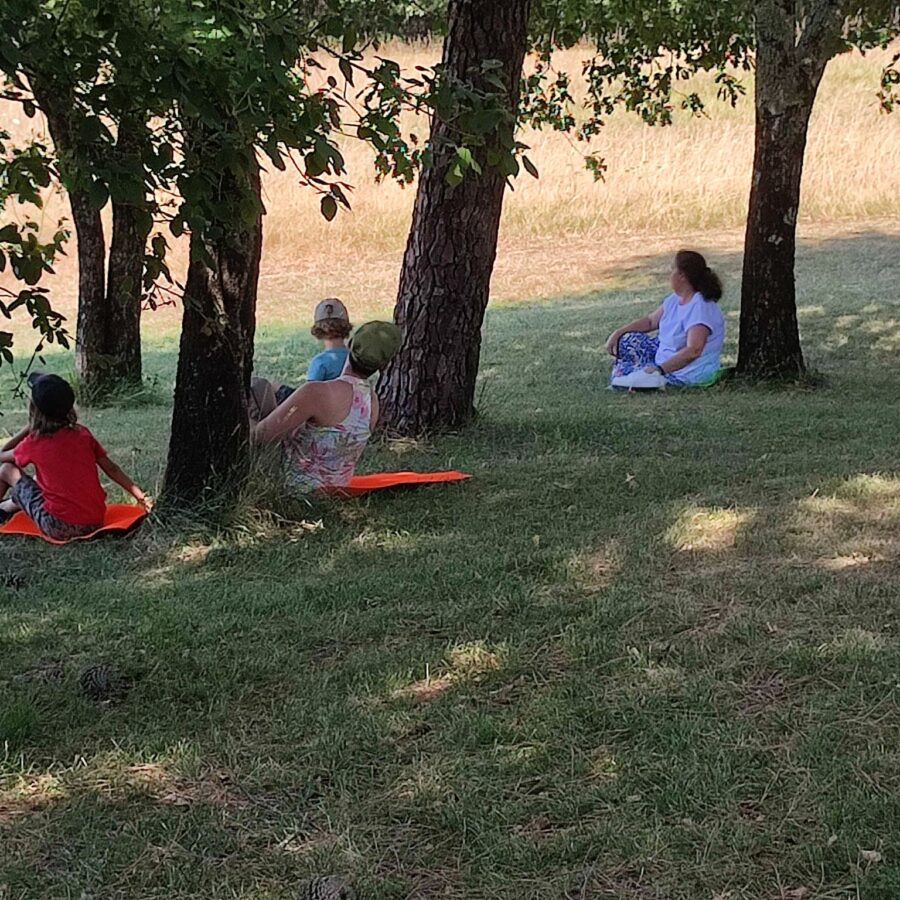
[605,332,621,357]
[134,490,153,512]
[643,365,663,375]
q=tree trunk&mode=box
[161,156,263,508]
[737,1,829,379]
[29,77,108,383]
[102,118,151,391]
[30,75,149,395]
[377,0,532,435]
[67,193,108,380]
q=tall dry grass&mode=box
[1,42,898,329]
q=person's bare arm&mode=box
[253,383,321,444]
[98,456,151,509]
[606,305,664,356]
[655,324,710,375]
[1,426,30,453]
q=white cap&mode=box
[313,298,349,323]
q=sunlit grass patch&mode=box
[666,505,755,553]
[3,225,900,897]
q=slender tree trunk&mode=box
[29,78,108,382]
[102,118,151,390]
[103,201,147,388]
[162,154,263,508]
[737,1,829,378]
[67,193,108,379]
[31,75,149,394]
[378,0,532,435]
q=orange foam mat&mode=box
[0,503,148,544]
[323,470,471,497]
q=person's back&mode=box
[0,373,149,540]
[283,376,374,492]
[307,298,351,382]
[252,321,402,494]
[15,425,106,525]
[307,346,350,382]
[657,292,725,384]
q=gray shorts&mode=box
[11,475,100,541]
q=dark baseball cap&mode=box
[27,372,75,420]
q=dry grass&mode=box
[1,42,898,336]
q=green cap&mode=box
[349,321,402,371]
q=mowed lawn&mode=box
[2,229,900,899]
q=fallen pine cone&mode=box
[78,664,131,703]
[298,876,356,900]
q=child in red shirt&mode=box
[0,373,149,540]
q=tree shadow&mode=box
[1,226,900,897]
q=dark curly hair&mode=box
[311,317,352,340]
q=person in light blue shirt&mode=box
[273,298,352,405]
[606,250,725,388]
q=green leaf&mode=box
[88,180,109,210]
[320,195,338,221]
[522,156,539,179]
[305,151,327,178]
[22,99,35,118]
[0,224,19,243]
[445,162,464,187]
[339,58,354,87]
[455,147,474,169]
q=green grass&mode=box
[2,229,900,899]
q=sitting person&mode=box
[251,321,401,494]
[607,250,725,388]
[0,373,150,540]
[272,298,352,405]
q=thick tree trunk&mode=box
[378,0,532,435]
[162,157,262,508]
[737,2,829,379]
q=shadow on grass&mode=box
[1,226,900,898]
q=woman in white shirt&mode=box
[606,250,725,388]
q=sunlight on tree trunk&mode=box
[738,0,832,379]
[378,0,533,435]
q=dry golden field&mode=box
[2,42,899,335]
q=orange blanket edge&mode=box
[323,470,472,497]
[1,472,470,542]
[0,503,147,544]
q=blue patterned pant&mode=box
[610,332,684,385]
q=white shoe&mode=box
[610,369,666,390]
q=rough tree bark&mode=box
[29,78,108,382]
[162,157,263,507]
[738,0,836,378]
[101,117,150,390]
[378,0,533,434]
[30,76,148,393]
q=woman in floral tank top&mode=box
[251,322,401,494]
